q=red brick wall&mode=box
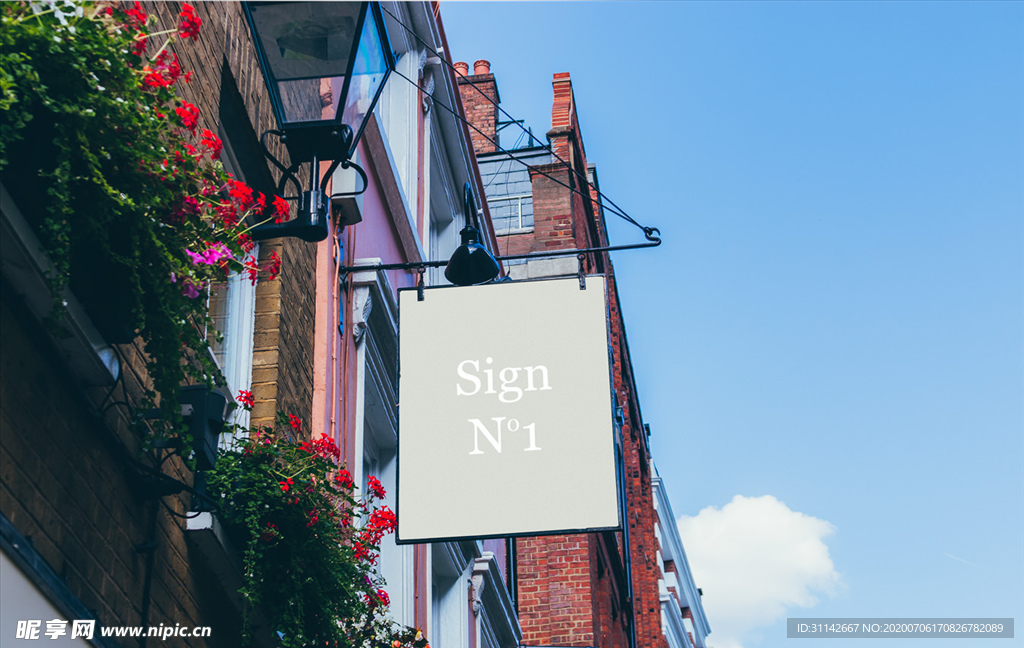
[0,291,212,642]
[457,69,500,154]
[606,266,666,648]
[454,55,670,648]
[504,71,668,648]
[516,534,595,646]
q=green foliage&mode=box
[0,1,282,428]
[206,411,422,647]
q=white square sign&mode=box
[397,276,620,542]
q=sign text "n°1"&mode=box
[468,417,541,455]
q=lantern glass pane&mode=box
[340,6,390,152]
[248,2,362,124]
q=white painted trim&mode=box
[652,462,711,641]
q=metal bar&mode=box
[339,229,661,276]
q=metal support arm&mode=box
[338,227,662,277]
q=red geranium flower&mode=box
[238,233,255,252]
[132,34,148,58]
[175,101,199,133]
[288,414,301,431]
[264,250,281,281]
[360,505,397,546]
[153,50,182,85]
[200,129,222,160]
[335,468,354,490]
[353,542,377,565]
[259,522,278,543]
[272,195,289,223]
[178,3,202,40]
[141,65,172,88]
[237,389,254,409]
[243,254,259,285]
[228,179,254,210]
[217,201,239,227]
[367,475,386,500]
[126,1,147,27]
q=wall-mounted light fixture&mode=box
[444,183,502,286]
[243,1,395,242]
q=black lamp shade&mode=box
[444,225,502,286]
[243,1,394,161]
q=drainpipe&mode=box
[616,405,638,648]
[136,499,159,648]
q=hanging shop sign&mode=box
[396,276,620,543]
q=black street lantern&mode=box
[445,183,501,286]
[243,2,395,241]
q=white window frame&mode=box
[431,543,470,648]
[486,194,533,233]
[350,264,414,627]
[210,132,258,430]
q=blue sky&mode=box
[441,2,1023,647]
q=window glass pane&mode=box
[208,280,230,370]
[487,195,533,232]
[341,6,390,151]
[248,2,361,123]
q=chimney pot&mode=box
[473,59,491,76]
[454,61,469,77]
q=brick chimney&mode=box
[455,59,500,154]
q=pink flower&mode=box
[202,242,232,265]
[181,280,202,299]
[185,243,232,266]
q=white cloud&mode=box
[677,495,841,648]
